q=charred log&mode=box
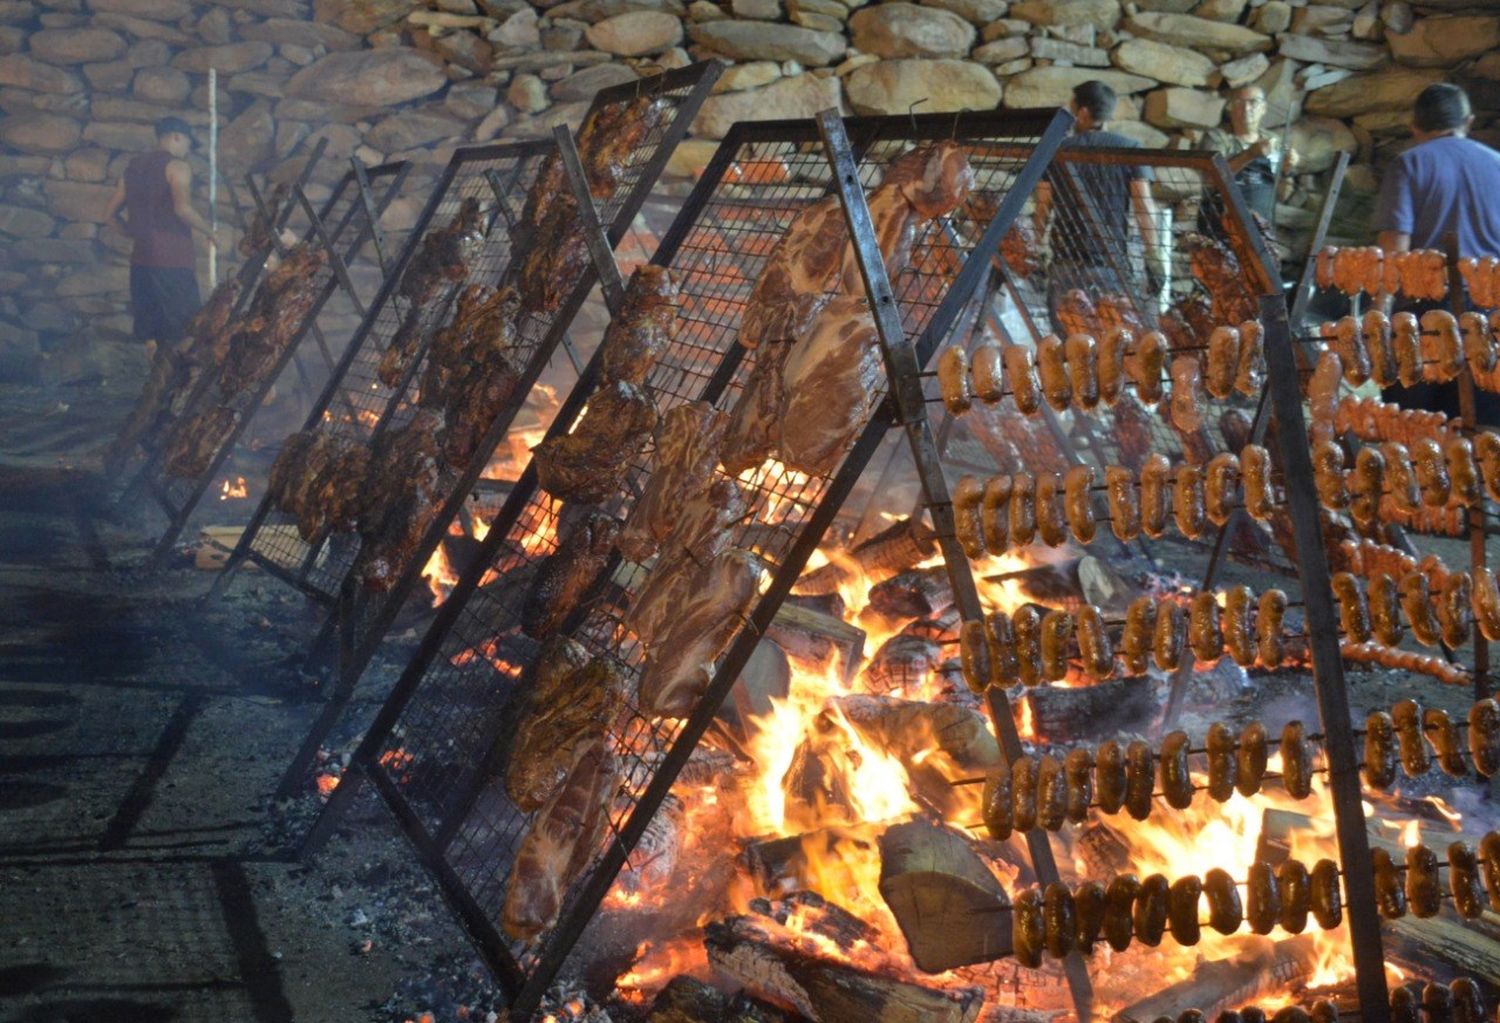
[1113,934,1321,1023]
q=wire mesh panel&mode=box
[306,110,1068,1013]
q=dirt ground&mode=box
[0,366,501,1023]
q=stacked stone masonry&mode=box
[1,0,1497,376]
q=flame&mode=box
[379,747,414,781]
[421,542,458,606]
[1400,819,1422,848]
[315,773,339,798]
[219,476,248,500]
[1423,795,1463,828]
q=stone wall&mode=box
[1,0,1498,379]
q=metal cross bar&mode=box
[553,123,628,314]
[352,157,393,276]
[294,183,366,321]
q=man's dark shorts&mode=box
[130,265,201,343]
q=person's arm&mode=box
[164,159,215,244]
[1224,137,1275,175]
[103,177,127,229]
[1129,178,1164,272]
[1372,159,1414,311]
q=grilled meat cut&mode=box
[268,430,371,540]
[637,549,765,718]
[619,401,727,563]
[398,196,485,307]
[720,341,792,477]
[577,94,669,201]
[518,192,590,318]
[428,286,523,468]
[502,737,618,940]
[778,296,883,478]
[505,639,626,811]
[522,511,621,638]
[422,284,517,403]
[355,410,446,591]
[1184,232,1257,327]
[533,380,657,503]
[669,477,745,563]
[739,195,848,350]
[239,182,288,257]
[600,266,681,386]
[378,304,428,390]
[219,242,328,398]
[162,405,238,479]
[521,152,566,236]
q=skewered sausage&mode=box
[953,475,986,560]
[1206,326,1240,398]
[986,612,1021,687]
[1075,880,1107,954]
[1407,843,1442,918]
[1310,858,1342,930]
[1175,464,1206,541]
[1372,847,1407,918]
[1076,604,1114,681]
[1104,873,1140,952]
[1481,832,1500,910]
[1134,873,1170,947]
[1010,473,1037,547]
[1308,349,1344,426]
[1471,568,1500,642]
[1241,444,1274,520]
[1107,465,1141,541]
[1331,572,1371,644]
[1316,247,1338,290]
[1038,335,1072,412]
[1469,698,1500,777]
[1448,437,1483,507]
[1204,867,1243,935]
[1169,875,1202,947]
[1130,331,1167,405]
[1011,606,1041,685]
[960,618,991,693]
[1450,841,1484,920]
[1067,333,1100,410]
[1043,881,1076,959]
[1100,329,1129,406]
[1064,747,1094,824]
[1222,585,1255,668]
[1461,310,1497,375]
[1097,740,1127,815]
[1122,596,1156,675]
[1348,447,1385,531]
[1246,862,1281,935]
[1206,722,1238,803]
[1257,589,1287,669]
[1476,432,1500,502]
[1439,571,1473,649]
[1424,982,1455,1023]
[1159,730,1194,810]
[1154,600,1187,671]
[981,475,1012,554]
[1170,355,1205,435]
[1391,986,1420,1023]
[1205,453,1239,528]
[1369,572,1405,648]
[1125,739,1155,821]
[1281,721,1314,800]
[1450,977,1484,1023]
[981,760,1013,840]
[1141,454,1172,539]
[1278,858,1311,934]
[1037,754,1066,832]
[1012,755,1039,833]
[1311,439,1348,510]
[1310,1001,1338,1023]
[1364,710,1398,790]
[1393,698,1431,776]
[1237,721,1268,797]
[1013,885,1044,967]
[938,345,971,416]
[1065,465,1096,544]
[1040,610,1073,682]
[1236,319,1265,398]
[1383,441,1422,514]
[1004,345,1040,415]
[1412,437,1452,507]
[1333,315,1371,385]
[1426,707,1466,777]
[971,341,1005,404]
[1189,590,1223,666]
[1393,311,1422,387]
[1424,310,1464,381]
[1271,1010,1310,1023]
[1036,472,1067,548]
[1365,309,1398,387]
[1399,572,1443,647]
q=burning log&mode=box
[1112,934,1322,1023]
[705,898,985,1023]
[1077,821,1133,879]
[742,828,875,893]
[1388,913,1500,984]
[868,568,954,620]
[1022,677,1156,740]
[725,640,791,737]
[863,634,943,696]
[766,602,866,677]
[876,819,1013,973]
[794,517,937,597]
[647,976,793,1023]
[831,695,999,775]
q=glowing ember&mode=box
[219,476,248,500]
[315,772,340,798]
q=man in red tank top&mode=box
[103,116,217,349]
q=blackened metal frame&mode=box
[300,108,1079,1020]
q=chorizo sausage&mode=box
[1096,739,1127,815]
[1169,874,1203,947]
[1014,604,1043,686]
[1154,599,1187,672]
[1424,309,1464,381]
[981,761,1013,840]
[1236,319,1266,398]
[1129,330,1167,405]
[1004,345,1040,415]
[1399,572,1443,647]
[1475,431,1500,502]
[1204,866,1243,935]
[1100,328,1129,406]
[1369,571,1405,648]
[1205,452,1240,528]
[1043,881,1076,959]
[1308,349,1344,426]
[1332,571,1372,644]
[1074,880,1107,954]
[1064,747,1094,824]
[1426,707,1466,778]
[1174,464,1206,541]
[1037,754,1066,832]
[1040,609,1073,682]
[1449,841,1484,920]
[1480,831,1500,911]
[1013,885,1044,968]
[1439,571,1473,649]
[1393,698,1431,777]
[1064,465,1096,545]
[1037,335,1072,412]
[1011,755,1039,833]
[1238,721,1269,797]
[1036,472,1067,548]
[1206,721,1239,803]
[1076,604,1114,681]
[970,341,1005,404]
[953,475,986,560]
[1412,437,1452,507]
[1423,980,1454,1023]
[1222,585,1256,668]
[1141,454,1173,539]
[1391,986,1421,1023]
[1450,977,1484,1023]
[1278,857,1311,934]
[1010,473,1037,547]
[1189,590,1223,666]
[1311,439,1348,511]
[938,345,972,416]
[1206,326,1240,398]
[1406,843,1442,918]
[1334,315,1371,386]
[1372,847,1407,919]
[1310,858,1343,930]
[1364,710,1398,790]
[1471,567,1500,642]
[1365,309,1398,388]
[1461,310,1497,376]
[1159,730,1194,810]
[1469,698,1500,778]
[981,475,1012,555]
[1170,355,1205,435]
[959,618,992,693]
[1392,311,1422,387]
[1125,739,1155,821]
[1106,465,1141,542]
[1316,246,1338,290]
[1134,873,1170,947]
[1383,441,1422,514]
[1241,444,1274,520]
[1447,437,1483,507]
[1348,446,1385,532]
[1257,588,1288,670]
[986,611,1021,687]
[1104,873,1140,952]
[1310,1001,1338,1023]
[1281,720,1314,800]
[1246,861,1281,935]
[1066,333,1100,410]
[1121,596,1156,676]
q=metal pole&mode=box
[1446,234,1490,699]
[209,67,218,288]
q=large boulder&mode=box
[173,42,275,74]
[286,50,447,105]
[688,20,846,65]
[1289,115,1359,173]
[845,58,1001,115]
[82,120,158,151]
[218,100,275,170]
[1387,15,1500,67]
[1111,38,1215,87]
[922,0,1007,24]
[238,17,361,50]
[132,66,191,105]
[1123,11,1271,54]
[691,71,841,137]
[28,27,128,64]
[1009,0,1120,31]
[1142,86,1224,129]
[367,110,466,151]
[848,3,975,58]
[0,54,83,94]
[1304,67,1443,117]
[41,180,117,222]
[0,204,55,238]
[585,11,684,55]
[1276,34,1386,70]
[0,113,81,155]
[1001,66,1153,109]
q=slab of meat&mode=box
[220,242,328,398]
[1184,232,1257,326]
[377,304,428,390]
[618,401,727,563]
[238,182,288,257]
[533,380,657,503]
[517,193,590,318]
[579,95,669,201]
[778,295,883,478]
[355,410,446,591]
[738,195,848,350]
[521,152,565,237]
[398,196,485,307]
[432,286,523,468]
[599,266,681,386]
[502,737,618,940]
[505,639,626,811]
[522,511,620,638]
[422,284,516,403]
[268,430,370,540]
[162,405,238,479]
[719,340,791,477]
[637,548,764,718]
[667,477,744,565]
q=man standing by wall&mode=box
[1203,85,1296,227]
[1374,83,1500,423]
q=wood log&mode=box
[1077,821,1132,879]
[851,516,938,575]
[722,639,791,739]
[766,602,865,678]
[705,914,985,1023]
[877,819,1013,973]
[1022,676,1155,741]
[868,568,954,620]
[862,634,943,696]
[647,976,794,1023]
[830,695,1000,775]
[1113,934,1321,1023]
[1387,914,1500,985]
[741,828,883,893]
[1255,808,1313,867]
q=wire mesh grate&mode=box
[343,112,1061,1005]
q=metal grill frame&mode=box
[297,108,1087,1018]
